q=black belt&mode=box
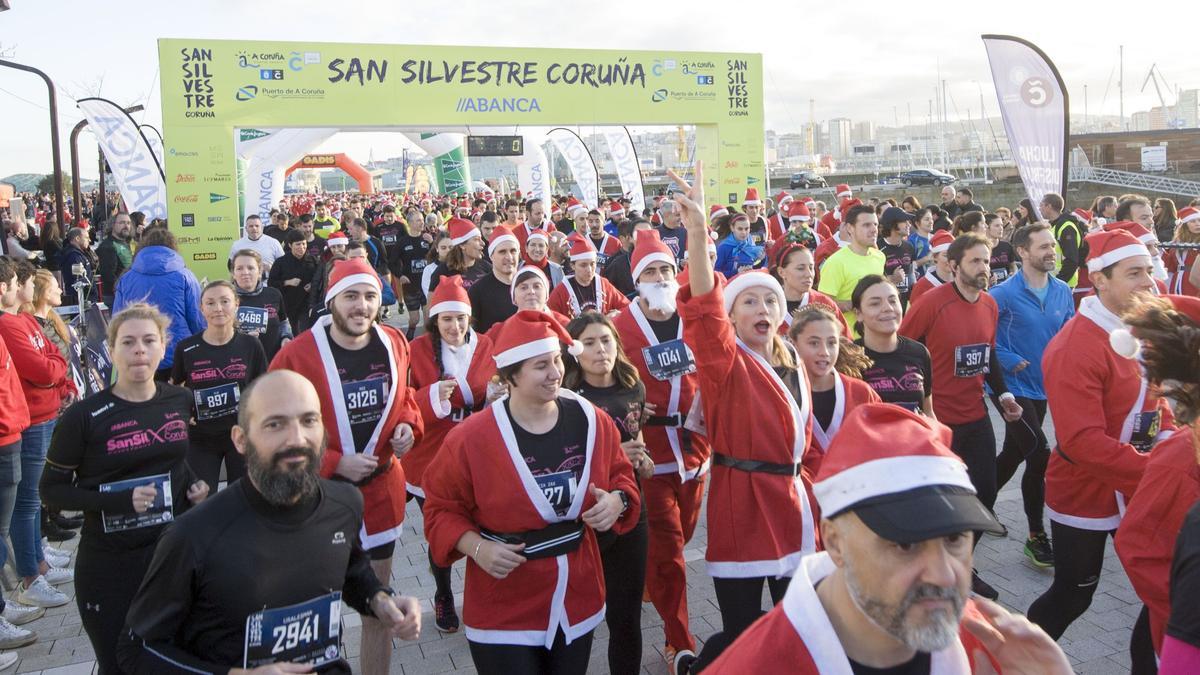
[337,456,393,488]
[480,520,586,560]
[713,452,799,476]
[645,413,687,428]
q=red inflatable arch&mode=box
[285,153,374,194]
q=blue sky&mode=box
[1,0,1194,178]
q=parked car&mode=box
[898,169,956,186]
[790,171,827,189]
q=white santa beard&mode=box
[1152,255,1169,281]
[638,280,680,314]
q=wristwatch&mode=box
[613,489,630,514]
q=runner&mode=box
[403,275,499,634]
[422,310,639,675]
[267,229,317,335]
[612,230,711,673]
[714,213,766,278]
[673,163,818,670]
[988,223,1073,569]
[428,218,492,293]
[817,204,885,335]
[421,233,452,309]
[231,249,292,360]
[1165,206,1200,296]
[171,280,268,490]
[522,229,566,287]
[877,207,917,308]
[41,304,209,674]
[908,230,954,305]
[706,404,1071,674]
[899,232,1023,601]
[1028,228,1200,640]
[468,224,521,334]
[390,206,435,340]
[564,312,652,675]
[985,213,1017,285]
[602,218,655,297]
[270,257,423,675]
[547,235,630,319]
[852,275,935,416]
[502,265,570,333]
[227,214,284,273]
[654,200,689,269]
[787,304,879,473]
[741,188,769,247]
[583,208,622,270]
[770,242,848,336]
[117,370,422,674]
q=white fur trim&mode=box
[325,272,381,303]
[450,228,481,246]
[569,250,597,262]
[930,242,951,254]
[487,233,518,257]
[527,230,549,243]
[1181,212,1200,225]
[813,455,976,517]
[429,300,471,317]
[1087,243,1150,272]
[494,336,563,368]
[789,215,812,222]
[1109,328,1142,359]
[722,273,786,314]
[743,199,762,206]
[632,251,676,282]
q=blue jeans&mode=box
[0,444,22,612]
[12,419,52,577]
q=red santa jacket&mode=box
[677,278,818,578]
[1116,430,1200,654]
[613,300,712,480]
[1166,248,1200,297]
[909,269,946,307]
[782,289,850,337]
[707,552,998,674]
[401,330,496,496]
[422,391,639,648]
[546,274,630,318]
[805,374,881,478]
[767,212,787,242]
[270,316,423,549]
[513,221,558,252]
[1041,295,1200,529]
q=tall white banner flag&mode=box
[236,128,337,221]
[548,128,600,208]
[602,127,646,214]
[77,98,167,220]
[982,35,1068,220]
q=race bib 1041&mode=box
[642,339,697,381]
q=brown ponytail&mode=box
[1124,297,1200,424]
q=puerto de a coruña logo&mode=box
[235,85,258,102]
[651,89,668,103]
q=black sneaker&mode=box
[434,593,459,633]
[971,570,999,601]
[405,327,416,342]
[42,519,77,543]
[51,512,83,530]
[1024,532,1055,568]
[674,650,697,675]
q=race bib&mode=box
[992,268,1009,283]
[244,592,342,669]
[535,470,578,516]
[194,382,239,422]
[343,377,388,427]
[410,259,428,273]
[238,306,269,335]
[954,343,990,378]
[382,233,398,245]
[99,473,173,533]
[896,271,911,291]
[642,339,697,381]
[1129,410,1162,453]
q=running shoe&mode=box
[16,576,68,608]
[42,566,73,586]
[1024,532,1055,568]
[405,327,416,342]
[43,550,70,569]
[0,651,16,670]
[971,570,999,601]
[666,644,697,675]
[0,618,35,649]
[41,520,75,543]
[434,593,459,633]
[41,540,68,558]
[1,603,44,626]
[50,512,83,530]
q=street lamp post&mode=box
[0,59,65,226]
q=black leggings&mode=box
[413,494,452,598]
[187,433,246,491]
[76,542,157,675]
[597,511,648,675]
[1131,605,1158,675]
[694,575,791,670]
[1027,521,1112,639]
[949,416,998,511]
[993,396,1050,534]
[468,629,594,675]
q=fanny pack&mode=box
[713,452,799,477]
[480,520,585,560]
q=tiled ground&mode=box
[9,324,1141,673]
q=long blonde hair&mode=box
[22,270,70,345]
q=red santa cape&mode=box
[402,330,496,497]
[546,274,630,318]
[422,390,639,648]
[270,315,423,549]
[706,552,996,673]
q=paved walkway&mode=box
[9,357,1140,673]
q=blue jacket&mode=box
[989,270,1074,399]
[113,246,206,371]
[714,235,766,278]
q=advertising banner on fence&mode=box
[78,97,168,221]
[982,35,1068,220]
[159,39,763,279]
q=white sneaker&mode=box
[41,540,68,558]
[0,617,35,649]
[0,651,15,671]
[43,551,69,569]
[42,567,73,586]
[16,577,68,608]
[1,603,43,626]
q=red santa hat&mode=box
[650,212,662,225]
[493,309,582,368]
[324,258,382,304]
[567,233,598,262]
[427,274,471,317]
[631,229,677,281]
[709,204,729,221]
[326,231,349,247]
[1178,206,1200,226]
[526,229,549,245]
[448,217,480,246]
[510,265,549,303]
[813,404,1002,543]
[1086,228,1150,273]
[929,230,954,254]
[722,269,785,314]
[567,197,587,218]
[1072,208,1094,225]
[774,191,794,208]
[1103,220,1158,245]
[835,183,852,198]
[786,200,811,222]
[801,196,816,206]
[609,200,625,217]
[487,224,519,257]
[742,187,761,206]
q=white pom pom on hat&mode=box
[1109,328,1142,360]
